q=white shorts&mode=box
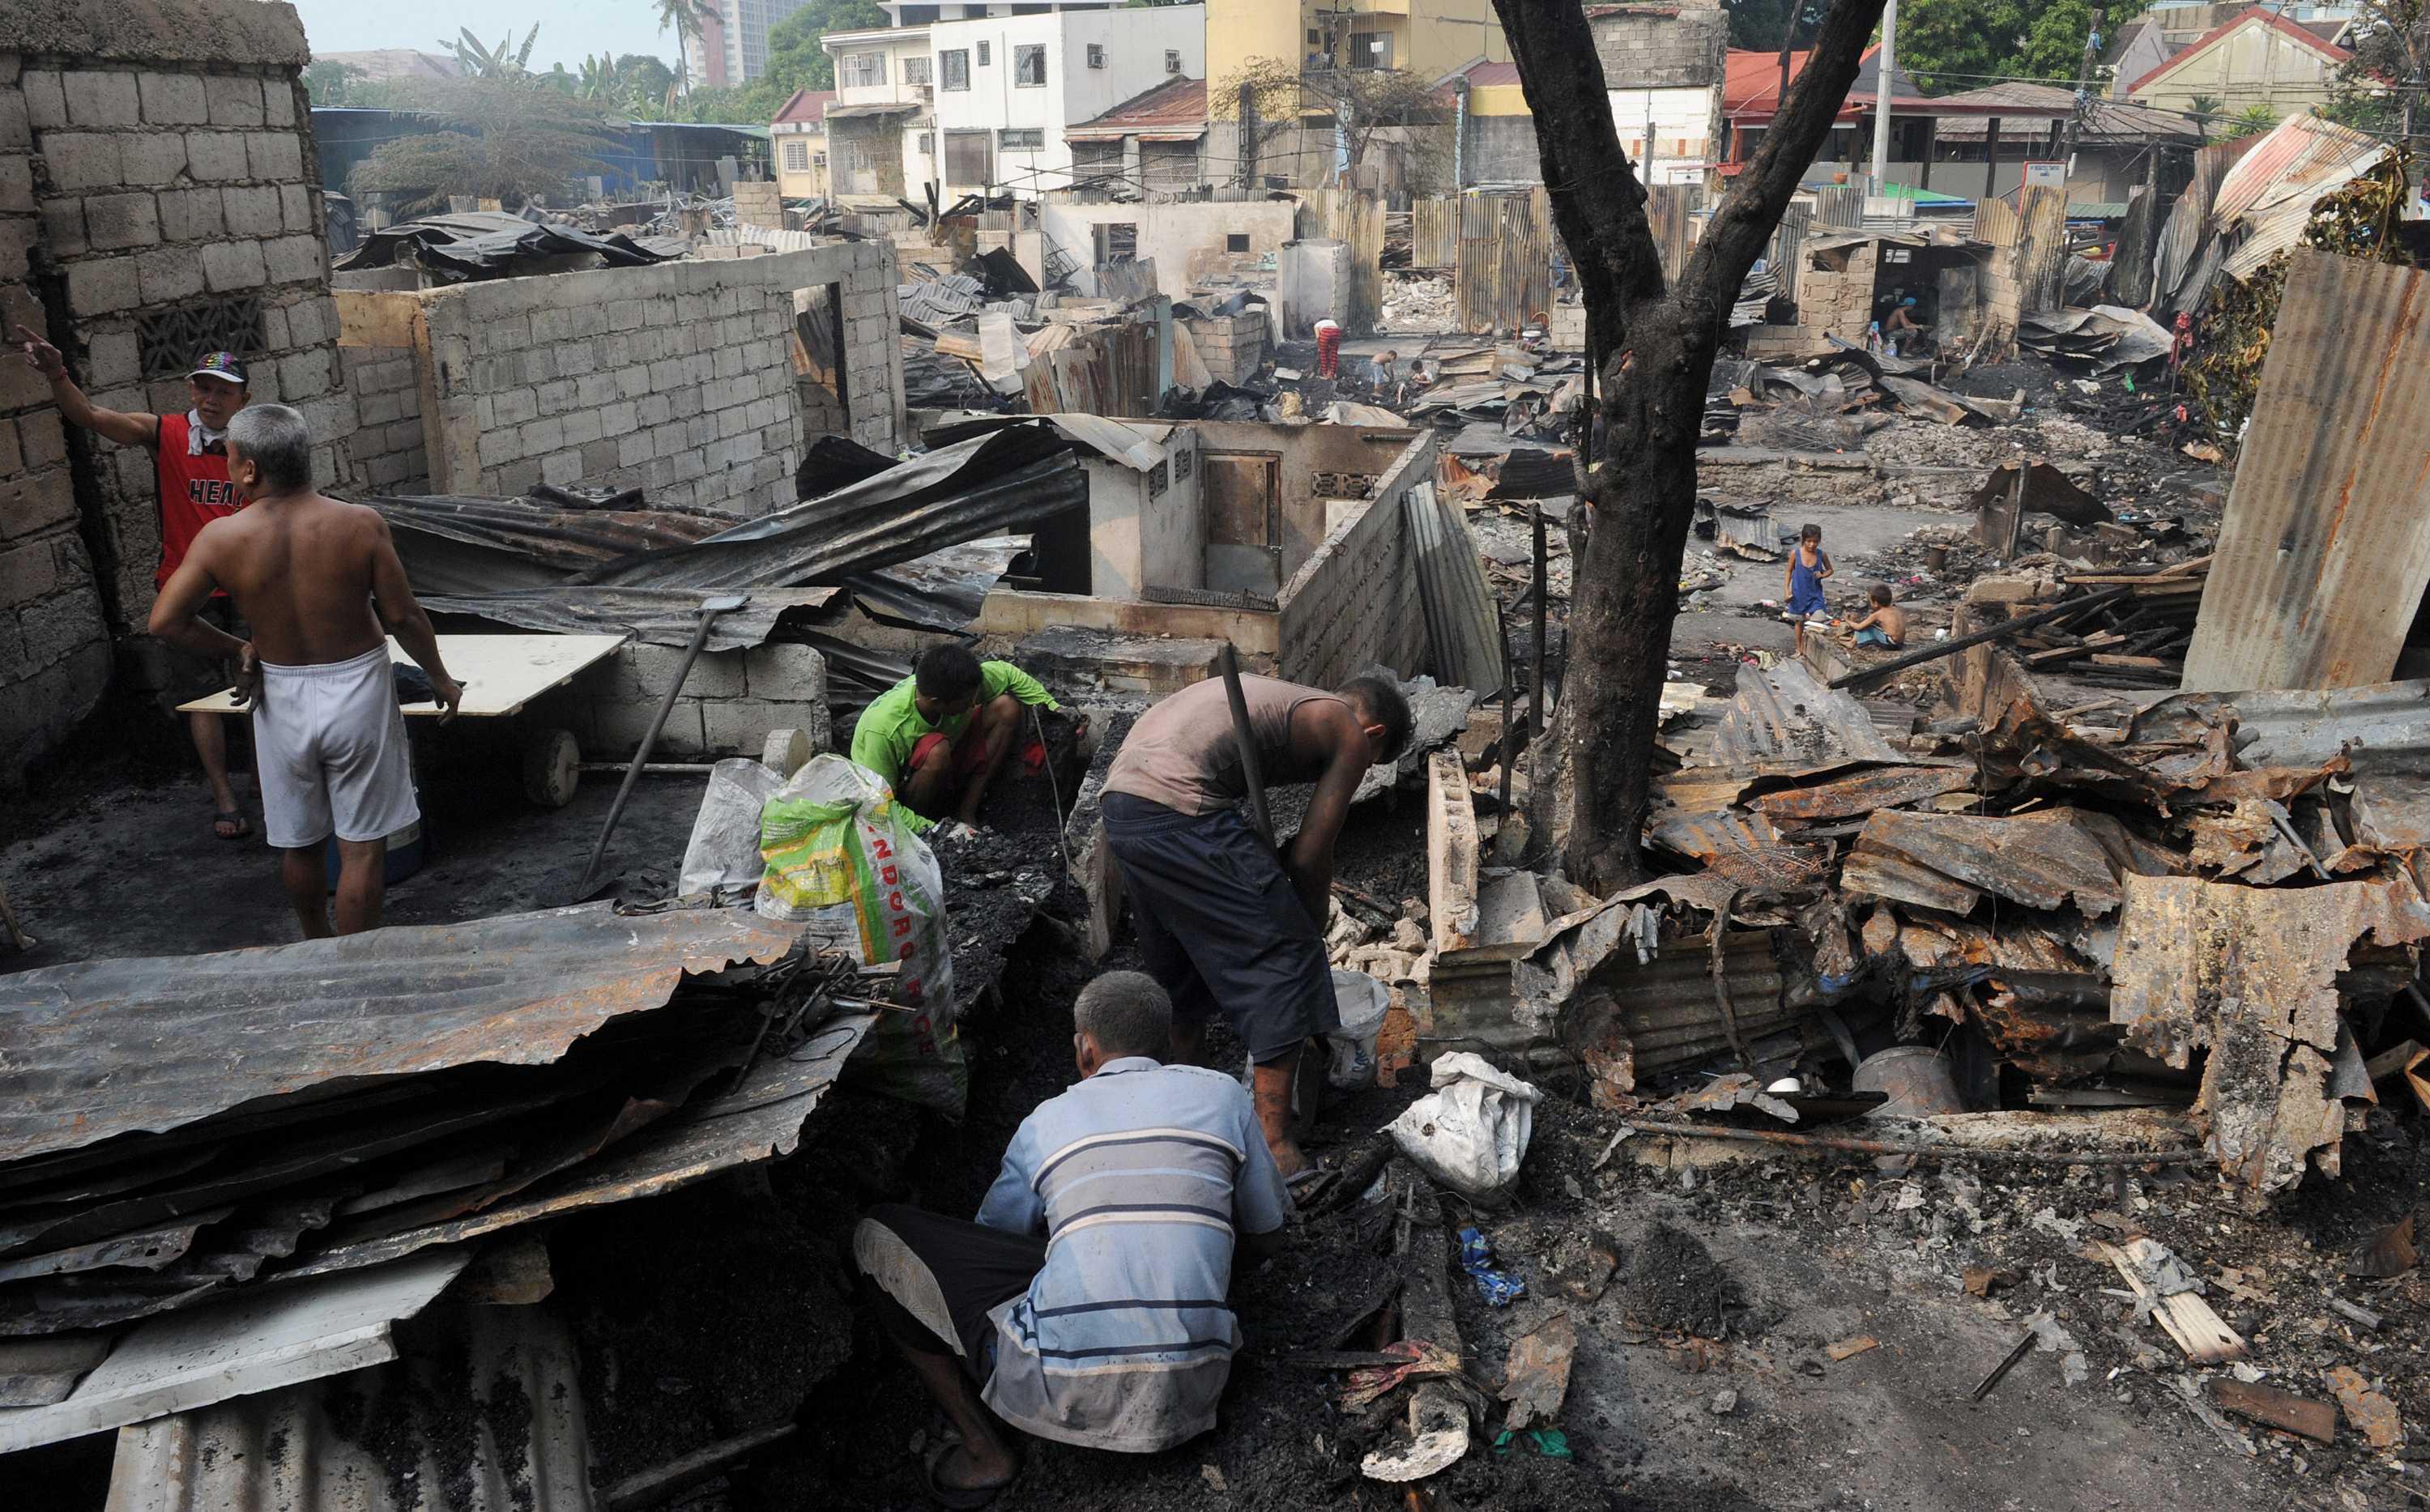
[250,643,420,850]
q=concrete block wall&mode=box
[0,53,109,781]
[1590,6,1729,90]
[1277,430,1435,689]
[343,341,426,491]
[0,0,349,777]
[731,180,782,230]
[566,641,831,760]
[415,240,906,513]
[1798,245,1879,343]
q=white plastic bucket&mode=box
[1325,969,1391,1089]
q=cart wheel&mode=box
[523,727,582,808]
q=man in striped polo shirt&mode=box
[855,972,1290,1506]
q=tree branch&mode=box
[1491,0,1666,313]
[1682,0,1891,313]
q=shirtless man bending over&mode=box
[148,404,463,939]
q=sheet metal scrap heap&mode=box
[0,906,888,1448]
[1478,616,2420,1213]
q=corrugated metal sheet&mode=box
[1711,662,1904,768]
[2136,679,2430,851]
[108,1301,595,1512]
[1457,189,1552,334]
[0,905,803,1167]
[1412,198,1459,270]
[1304,188,1386,334]
[1850,806,2179,918]
[2151,136,2245,308]
[418,586,839,650]
[2209,114,2385,283]
[1749,764,1974,823]
[578,429,1088,591]
[2181,249,2430,692]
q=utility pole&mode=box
[1871,0,1898,194]
[2062,6,2107,187]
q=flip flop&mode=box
[917,1442,1017,1510]
[212,811,250,841]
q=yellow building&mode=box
[2124,5,2353,121]
[772,88,836,199]
[1205,0,1511,92]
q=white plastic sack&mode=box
[1326,969,1391,1089]
[679,759,786,896]
[1388,1051,1541,1203]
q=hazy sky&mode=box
[288,0,679,74]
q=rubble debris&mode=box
[2325,1365,2404,1451]
[2096,1237,2247,1365]
[2208,1378,2336,1445]
[2111,874,2430,1203]
[337,211,676,282]
[1970,1331,2038,1403]
[1825,1335,1879,1361]
[1626,1224,1740,1339]
[1388,1054,1540,1205]
[2348,1213,2418,1279]
[1360,1182,1472,1484]
[1457,1229,1527,1307]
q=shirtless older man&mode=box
[148,404,463,938]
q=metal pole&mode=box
[1239,81,1259,188]
[578,594,746,895]
[1530,500,1547,737]
[1871,0,1898,194]
[1217,641,1275,848]
[2064,6,2107,180]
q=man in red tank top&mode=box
[17,327,255,839]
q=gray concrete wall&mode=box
[0,0,351,781]
[1276,429,1435,689]
[1463,115,1544,186]
[573,641,830,760]
[413,240,906,514]
[343,341,426,492]
[1591,6,1728,90]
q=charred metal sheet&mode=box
[1750,765,1975,824]
[1643,809,1832,894]
[1565,933,1801,1096]
[2181,250,2430,693]
[846,538,1025,630]
[336,211,672,279]
[105,1298,592,1512]
[578,430,1088,592]
[1712,662,1904,769]
[279,1013,874,1280]
[2140,679,2430,852]
[420,586,838,651]
[1850,807,2179,917]
[1841,849,1984,915]
[0,905,804,1165]
[370,494,725,590]
[2112,874,2430,1203]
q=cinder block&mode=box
[475,426,520,467]
[17,412,66,470]
[625,642,746,701]
[262,83,297,130]
[517,415,564,456]
[205,77,265,128]
[535,377,574,414]
[83,193,160,252]
[279,347,333,399]
[246,131,304,182]
[701,696,792,756]
[742,641,827,702]
[62,70,140,129]
[0,468,78,539]
[263,233,323,285]
[183,130,249,182]
[39,131,121,193]
[540,447,583,486]
[66,256,141,316]
[117,130,187,187]
[21,70,65,130]
[220,182,281,237]
[139,71,209,126]
[39,198,88,258]
[561,408,602,447]
[200,239,268,292]
[158,186,225,241]
[492,386,539,426]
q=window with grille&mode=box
[1014,44,1045,86]
[1142,139,1196,189]
[917,130,936,153]
[1000,127,1042,149]
[1172,443,1192,480]
[782,138,810,171]
[1148,459,1168,499]
[839,52,886,87]
[977,40,991,65]
[903,55,932,84]
[1086,43,1105,67]
[1349,32,1391,69]
[940,49,970,88]
[1166,49,1181,74]
[1226,232,1249,253]
[1097,221,1137,262]
[1072,139,1121,180]
[944,130,993,185]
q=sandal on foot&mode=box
[212,811,251,841]
[918,1443,1017,1510]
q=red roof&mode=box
[1068,75,1207,140]
[2125,6,2351,96]
[774,88,835,126]
[1724,45,2070,126]
[1457,61,1521,87]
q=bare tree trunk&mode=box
[1490,0,1888,891]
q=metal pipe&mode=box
[578,593,746,895]
[1621,1118,2206,1166]
[1530,500,1547,736]
[1217,641,1274,848]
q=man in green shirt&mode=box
[850,645,1066,834]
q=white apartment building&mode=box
[821,3,1205,203]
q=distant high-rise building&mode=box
[688,0,821,87]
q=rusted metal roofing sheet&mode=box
[1850,806,2181,917]
[2112,873,2430,1203]
[1712,662,1904,769]
[0,905,804,1165]
[107,1297,593,1512]
[2138,679,2430,852]
[2181,250,2430,694]
[2210,115,2386,283]
[1750,763,1975,824]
